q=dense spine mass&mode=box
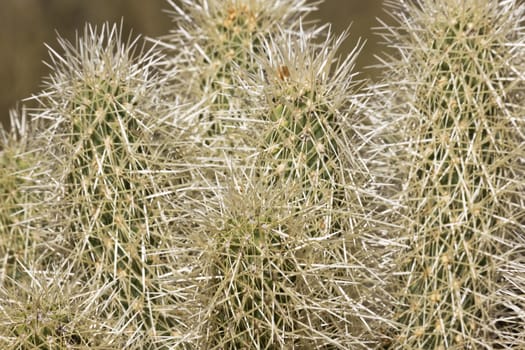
[186,171,386,349]
[30,23,187,348]
[178,23,389,349]
[373,0,525,348]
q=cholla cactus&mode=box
[373,0,525,348]
[31,22,189,347]
[0,264,123,349]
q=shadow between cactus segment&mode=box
[0,108,47,289]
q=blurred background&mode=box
[0,0,388,128]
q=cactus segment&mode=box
[373,1,525,348]
[30,22,189,347]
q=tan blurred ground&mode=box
[0,0,386,127]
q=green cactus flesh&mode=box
[207,3,260,119]
[0,148,30,282]
[265,85,341,203]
